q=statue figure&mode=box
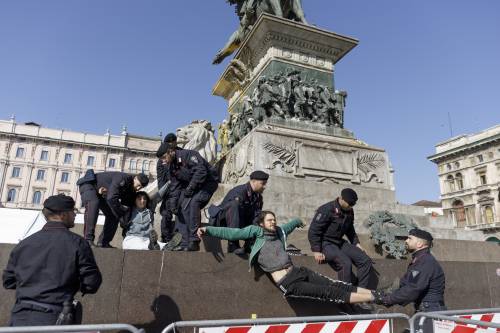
[333,90,347,127]
[213,0,308,64]
[217,119,230,154]
[317,85,338,126]
[255,76,285,118]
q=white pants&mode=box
[122,235,166,250]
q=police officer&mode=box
[377,228,446,312]
[208,170,267,254]
[157,133,181,243]
[78,170,149,247]
[157,142,219,251]
[2,194,102,326]
[308,188,373,288]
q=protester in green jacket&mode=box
[198,210,381,304]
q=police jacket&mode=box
[2,222,102,306]
[96,172,136,217]
[169,149,218,202]
[308,199,360,252]
[384,247,445,308]
[219,182,263,224]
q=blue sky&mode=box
[0,1,499,204]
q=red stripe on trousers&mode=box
[365,320,388,333]
[225,327,252,333]
[265,325,290,333]
[301,323,325,333]
[334,321,357,333]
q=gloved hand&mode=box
[371,290,386,305]
[184,186,194,197]
[171,207,179,215]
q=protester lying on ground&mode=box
[197,210,382,304]
[121,191,181,251]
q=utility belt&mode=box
[417,301,446,312]
[18,300,82,325]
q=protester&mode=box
[2,194,102,326]
[198,210,382,304]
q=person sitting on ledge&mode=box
[121,191,181,251]
[197,210,382,305]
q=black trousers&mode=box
[417,302,447,333]
[177,181,218,247]
[322,241,372,288]
[278,266,355,303]
[80,183,118,245]
[224,200,254,250]
[159,199,175,242]
[9,302,61,327]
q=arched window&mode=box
[455,173,464,190]
[452,200,466,228]
[32,191,42,205]
[143,161,150,172]
[447,175,455,192]
[454,161,460,169]
[7,188,16,202]
[484,206,494,224]
[129,159,137,172]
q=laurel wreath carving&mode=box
[357,153,385,174]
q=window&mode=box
[452,200,466,228]
[477,155,483,163]
[446,175,455,192]
[129,159,137,171]
[87,155,95,167]
[484,206,494,224]
[455,173,464,190]
[454,161,460,169]
[64,153,72,164]
[108,158,116,168]
[16,147,25,158]
[60,172,70,183]
[479,172,487,185]
[36,169,45,181]
[11,167,21,178]
[40,150,49,161]
[446,163,452,171]
[32,191,42,204]
[7,189,16,202]
[143,161,150,172]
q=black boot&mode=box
[186,242,200,252]
[227,241,240,253]
[148,230,161,250]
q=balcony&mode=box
[465,221,500,231]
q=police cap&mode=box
[164,133,177,143]
[156,142,175,158]
[136,173,150,187]
[341,188,358,206]
[409,228,433,242]
[43,194,75,212]
[250,170,269,181]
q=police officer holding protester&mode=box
[208,170,267,254]
[308,188,373,288]
[2,194,102,326]
[77,170,149,247]
[156,141,219,251]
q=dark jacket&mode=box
[2,222,102,306]
[384,248,445,309]
[308,199,359,252]
[215,182,263,225]
[168,149,218,205]
[95,172,136,217]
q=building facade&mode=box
[0,118,160,210]
[428,125,500,237]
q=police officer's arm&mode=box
[77,240,102,294]
[2,247,18,289]
[106,175,129,217]
[167,178,181,213]
[156,159,169,189]
[251,195,264,225]
[345,212,360,245]
[384,263,433,306]
[186,151,208,191]
[308,209,330,252]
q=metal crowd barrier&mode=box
[161,313,411,333]
[410,307,500,333]
[0,323,144,333]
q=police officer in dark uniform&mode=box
[2,194,102,326]
[377,228,446,314]
[308,188,373,288]
[157,142,219,251]
[208,170,267,254]
[157,133,181,243]
[77,170,149,247]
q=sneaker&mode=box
[148,230,161,250]
[163,233,182,251]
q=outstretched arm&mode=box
[198,225,260,241]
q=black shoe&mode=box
[86,240,96,248]
[163,233,182,251]
[186,242,200,252]
[148,230,161,250]
[227,241,240,253]
[233,247,246,256]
